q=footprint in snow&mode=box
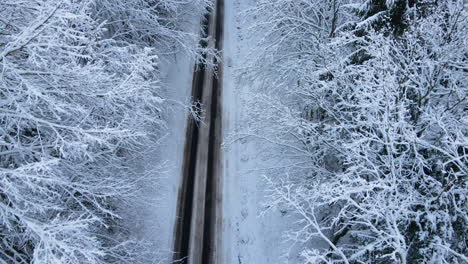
[240,137,248,144]
[241,208,249,219]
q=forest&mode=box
[243,0,467,263]
[0,0,210,263]
[1,0,466,263]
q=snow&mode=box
[221,0,303,263]
[118,51,195,262]
[156,54,196,259]
[118,33,201,264]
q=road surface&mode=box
[172,1,224,263]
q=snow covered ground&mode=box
[119,51,195,262]
[221,1,303,263]
[118,32,201,264]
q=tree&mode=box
[0,0,210,263]
[243,0,467,263]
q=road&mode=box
[172,1,224,263]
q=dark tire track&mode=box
[203,0,224,262]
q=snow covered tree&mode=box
[0,0,210,263]
[94,0,212,58]
[244,0,467,263]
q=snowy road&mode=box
[172,0,303,263]
[172,1,224,263]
